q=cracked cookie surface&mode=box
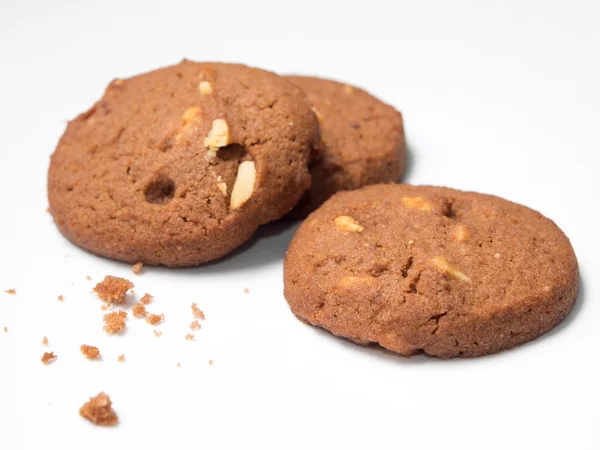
[285,76,406,217]
[283,184,579,358]
[48,61,318,266]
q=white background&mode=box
[1,1,599,449]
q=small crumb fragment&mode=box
[190,320,201,330]
[153,330,162,337]
[191,303,205,319]
[57,295,64,301]
[209,360,214,365]
[42,336,48,346]
[117,354,125,362]
[177,362,182,368]
[79,392,118,426]
[103,311,127,334]
[80,344,101,360]
[244,288,249,294]
[101,303,110,311]
[4,289,16,295]
[185,333,195,341]
[140,293,152,305]
[132,262,143,275]
[132,302,148,318]
[86,276,92,281]
[94,276,134,304]
[146,313,164,325]
[41,352,57,365]
[3,327,7,333]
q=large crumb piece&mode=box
[185,333,195,341]
[132,262,143,275]
[191,303,205,319]
[80,344,101,360]
[103,311,127,334]
[140,293,152,305]
[132,303,148,318]
[189,320,201,330]
[4,289,16,295]
[117,354,125,362]
[93,276,134,304]
[42,336,48,346]
[79,392,119,426]
[41,352,57,364]
[57,295,64,301]
[146,313,164,325]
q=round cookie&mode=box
[285,76,406,217]
[284,184,579,358]
[48,61,319,267]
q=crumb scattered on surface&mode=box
[3,327,7,333]
[146,313,164,325]
[132,262,143,275]
[244,288,249,294]
[117,354,125,362]
[42,336,48,346]
[191,303,205,319]
[101,303,110,311]
[86,276,92,281]
[57,295,64,301]
[4,289,16,295]
[79,392,118,426]
[190,320,201,330]
[41,352,57,364]
[132,302,148,318]
[94,276,134,304]
[177,362,182,368]
[103,311,127,334]
[185,333,195,341]
[80,344,101,359]
[140,293,152,305]
[153,330,162,337]
[209,360,214,365]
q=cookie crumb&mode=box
[94,276,134,304]
[132,262,143,275]
[146,313,163,325]
[185,333,195,341]
[41,352,57,365]
[177,362,182,368]
[189,320,201,330]
[80,344,101,360]
[140,293,152,305]
[117,354,125,362]
[191,303,205,319]
[86,276,92,281]
[153,330,162,337]
[100,303,110,311]
[132,302,148,318]
[79,392,118,426]
[42,336,48,346]
[209,360,214,365]
[244,288,249,294]
[57,295,64,301]
[103,311,127,334]
[4,289,16,295]
[3,327,7,333]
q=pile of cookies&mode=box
[48,60,578,358]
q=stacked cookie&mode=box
[48,60,578,358]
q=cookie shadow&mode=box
[400,141,416,183]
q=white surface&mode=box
[1,1,599,449]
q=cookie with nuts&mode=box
[283,184,579,358]
[285,76,406,217]
[48,61,318,266]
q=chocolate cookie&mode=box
[285,76,406,216]
[284,184,579,358]
[48,61,319,266]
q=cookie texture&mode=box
[285,76,406,216]
[48,61,318,266]
[284,184,579,358]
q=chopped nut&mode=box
[146,313,163,325]
[41,352,57,365]
[93,276,134,304]
[311,106,324,124]
[185,333,195,341]
[42,336,48,346]
[140,293,152,305]
[4,289,16,295]
[494,252,501,259]
[182,106,202,124]
[191,303,205,319]
[117,354,125,362]
[401,197,433,212]
[204,149,217,162]
[199,80,213,95]
[334,215,364,233]
[190,320,201,330]
[103,311,127,334]
[204,118,230,150]
[430,256,470,282]
[80,345,101,360]
[132,302,148,318]
[452,224,470,242]
[79,392,118,426]
[340,275,374,287]
[153,330,162,337]
[230,161,256,210]
[217,181,227,195]
[57,295,64,301]
[132,262,143,275]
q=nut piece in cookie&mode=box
[334,215,363,232]
[230,161,256,210]
[401,196,433,212]
[430,256,471,282]
[204,119,230,150]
